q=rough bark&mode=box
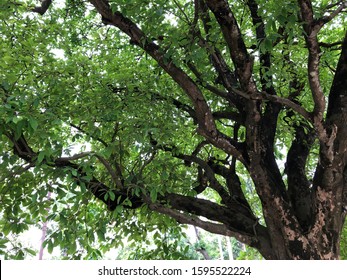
[11,0,346,259]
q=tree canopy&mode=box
[0,0,347,260]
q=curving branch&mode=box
[147,199,274,258]
[31,0,53,15]
[319,1,347,24]
[94,154,124,189]
[246,0,273,92]
[197,1,240,94]
[205,0,256,93]
[3,127,272,254]
[298,0,327,140]
[261,92,312,122]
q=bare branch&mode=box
[69,122,108,147]
[320,1,347,24]
[95,154,124,189]
[319,41,343,48]
[298,0,327,140]
[57,152,92,162]
[31,0,53,15]
[205,0,256,93]
[148,201,256,245]
[213,110,244,125]
[261,92,312,122]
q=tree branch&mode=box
[58,152,92,162]
[4,131,138,211]
[320,1,347,24]
[247,0,273,92]
[31,0,53,15]
[94,154,124,189]
[89,0,219,141]
[196,1,241,100]
[298,0,326,140]
[69,122,108,147]
[261,92,312,122]
[205,0,256,93]
[148,201,256,244]
[286,124,316,232]
[88,0,246,165]
[154,193,274,258]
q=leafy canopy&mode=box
[1,0,347,259]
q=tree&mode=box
[0,0,347,260]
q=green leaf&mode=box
[24,248,36,256]
[109,191,116,201]
[29,118,38,131]
[150,189,157,202]
[37,151,45,163]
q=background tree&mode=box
[1,0,347,259]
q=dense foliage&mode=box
[1,0,347,259]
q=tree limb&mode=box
[320,1,347,24]
[31,0,53,15]
[286,124,316,232]
[298,0,327,140]
[94,154,124,189]
[261,92,312,122]
[205,0,256,93]
[89,0,217,138]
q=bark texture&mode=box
[12,0,346,259]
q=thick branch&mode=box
[327,30,347,119]
[247,0,273,92]
[205,0,256,93]
[320,1,347,24]
[31,0,53,15]
[148,201,264,248]
[4,132,138,211]
[298,0,326,138]
[286,124,316,232]
[165,193,257,234]
[159,193,274,258]
[262,92,312,122]
[89,0,217,139]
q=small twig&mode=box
[69,122,108,147]
[172,0,191,23]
